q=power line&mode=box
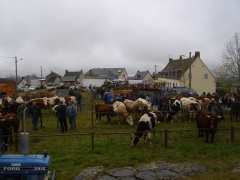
[0,56,15,59]
[0,55,23,91]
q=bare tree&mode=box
[223,33,240,80]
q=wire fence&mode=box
[1,126,239,155]
[1,94,240,154]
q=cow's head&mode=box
[126,115,134,126]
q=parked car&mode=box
[163,87,198,97]
[172,87,198,96]
[28,86,38,91]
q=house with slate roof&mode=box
[155,51,216,94]
[62,70,83,87]
[45,71,62,86]
[83,68,128,87]
[17,74,44,89]
[128,70,153,85]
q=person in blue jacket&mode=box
[66,100,77,129]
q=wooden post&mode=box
[164,129,168,148]
[91,92,95,129]
[152,129,156,144]
[91,132,95,151]
[91,107,94,129]
[230,127,235,143]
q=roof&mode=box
[62,70,82,82]
[132,71,151,80]
[158,56,196,80]
[0,78,15,84]
[85,68,126,79]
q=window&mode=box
[204,73,208,79]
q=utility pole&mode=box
[189,52,192,89]
[40,66,43,79]
[15,56,18,89]
[40,66,43,87]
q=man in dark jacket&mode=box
[54,101,68,133]
[29,102,41,130]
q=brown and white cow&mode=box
[113,101,133,125]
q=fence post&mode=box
[91,92,95,129]
[91,132,95,151]
[152,129,156,145]
[164,129,168,148]
[230,126,235,143]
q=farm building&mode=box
[45,71,62,86]
[128,70,153,85]
[155,51,216,95]
[62,70,83,87]
[83,68,128,87]
[17,75,44,89]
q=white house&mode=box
[62,70,84,87]
[128,70,153,85]
[83,68,128,88]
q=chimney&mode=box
[169,58,173,62]
[195,51,200,58]
[179,55,182,60]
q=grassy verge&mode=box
[12,92,240,179]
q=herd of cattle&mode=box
[0,91,239,149]
[95,95,226,144]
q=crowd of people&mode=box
[0,88,82,134]
[52,98,78,133]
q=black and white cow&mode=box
[132,112,157,145]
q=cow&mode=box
[230,97,240,122]
[132,111,157,145]
[29,98,48,109]
[95,103,113,122]
[176,97,201,122]
[113,101,133,125]
[196,101,223,143]
[123,98,152,112]
[0,113,18,152]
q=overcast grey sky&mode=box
[0,0,239,77]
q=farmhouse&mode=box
[155,51,216,94]
[128,70,154,85]
[62,70,83,87]
[17,75,43,89]
[83,68,128,87]
[45,71,62,86]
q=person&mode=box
[53,100,68,133]
[29,102,41,130]
[74,89,82,112]
[66,100,77,129]
[16,102,26,132]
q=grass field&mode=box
[14,92,240,179]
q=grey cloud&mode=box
[0,0,240,77]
